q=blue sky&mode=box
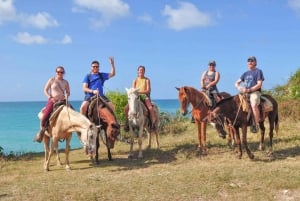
[1,0,300,102]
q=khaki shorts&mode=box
[250,91,261,105]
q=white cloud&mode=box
[12,32,48,45]
[73,0,130,28]
[61,34,72,44]
[137,13,153,24]
[19,12,59,29]
[0,0,17,24]
[162,1,213,31]
[288,0,300,11]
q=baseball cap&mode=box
[208,60,216,66]
[247,56,257,62]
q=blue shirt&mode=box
[240,68,264,90]
[83,72,109,98]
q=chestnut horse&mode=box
[126,87,160,159]
[87,96,120,164]
[176,86,231,154]
[210,94,279,159]
[39,105,98,171]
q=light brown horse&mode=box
[39,105,98,171]
[126,87,160,159]
[176,86,230,154]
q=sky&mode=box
[1,0,300,102]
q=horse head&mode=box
[97,103,120,149]
[209,108,227,139]
[79,122,98,156]
[176,86,190,116]
[126,87,141,119]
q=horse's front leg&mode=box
[53,137,62,167]
[234,128,242,159]
[95,135,100,164]
[106,136,112,161]
[147,128,152,149]
[43,136,51,171]
[137,126,144,159]
[64,134,72,171]
[242,126,254,159]
[200,122,207,155]
[128,126,135,159]
[44,138,56,171]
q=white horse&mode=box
[126,87,160,159]
[38,105,97,171]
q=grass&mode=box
[1,120,300,201]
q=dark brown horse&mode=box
[176,86,231,154]
[87,96,120,164]
[210,94,279,159]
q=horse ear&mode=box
[125,88,129,93]
[175,87,180,91]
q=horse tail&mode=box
[274,111,279,135]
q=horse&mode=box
[126,87,160,159]
[87,96,120,164]
[38,105,98,171]
[176,86,231,154]
[210,93,279,159]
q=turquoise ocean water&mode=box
[0,99,180,154]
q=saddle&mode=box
[87,95,112,125]
[238,93,273,122]
[43,100,71,137]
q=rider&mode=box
[200,60,220,109]
[80,57,116,116]
[34,66,70,143]
[235,56,264,133]
[124,65,156,131]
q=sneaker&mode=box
[191,117,195,123]
[33,130,44,143]
[124,124,129,132]
[250,124,259,133]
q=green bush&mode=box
[106,90,128,124]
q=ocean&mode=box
[0,99,180,154]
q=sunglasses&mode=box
[56,71,64,74]
[247,59,255,62]
[92,66,99,68]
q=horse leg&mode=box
[241,126,254,160]
[43,136,50,171]
[64,134,72,171]
[95,135,100,164]
[44,138,56,171]
[137,127,144,159]
[128,127,134,159]
[201,122,207,155]
[258,121,266,151]
[196,122,202,152]
[267,115,275,156]
[147,128,152,149]
[234,128,242,159]
[53,138,62,167]
[154,129,160,149]
[106,137,112,161]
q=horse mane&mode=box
[215,95,234,107]
[182,86,210,107]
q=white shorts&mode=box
[250,91,261,105]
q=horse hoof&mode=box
[249,154,255,160]
[128,155,134,159]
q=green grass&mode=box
[1,120,300,201]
